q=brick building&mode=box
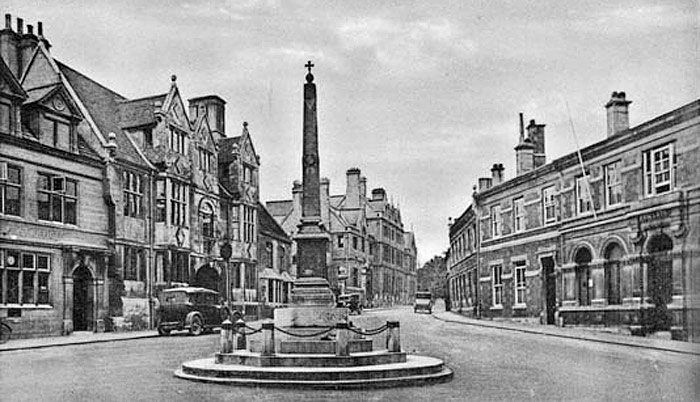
[448,92,700,342]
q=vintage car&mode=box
[337,293,363,315]
[156,287,240,336]
[414,291,433,314]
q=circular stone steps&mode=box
[175,354,453,389]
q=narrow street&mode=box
[1,305,697,402]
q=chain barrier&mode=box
[235,324,263,336]
[347,324,388,337]
[273,326,334,338]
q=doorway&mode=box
[646,234,673,331]
[575,248,592,306]
[541,256,556,324]
[194,264,220,292]
[73,266,93,331]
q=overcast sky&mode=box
[5,0,698,263]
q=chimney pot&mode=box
[37,21,43,36]
[5,14,10,29]
[27,24,33,35]
[17,18,23,34]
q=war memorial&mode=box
[174,63,453,389]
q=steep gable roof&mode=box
[118,94,166,129]
[258,202,291,242]
[0,57,27,99]
[57,61,150,168]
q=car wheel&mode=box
[157,325,171,336]
[189,316,204,336]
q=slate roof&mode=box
[218,136,241,163]
[118,94,166,129]
[56,61,148,168]
[265,200,293,218]
[258,202,291,242]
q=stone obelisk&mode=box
[276,62,341,334]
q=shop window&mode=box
[0,249,51,306]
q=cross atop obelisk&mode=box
[293,60,332,299]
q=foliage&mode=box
[417,253,448,299]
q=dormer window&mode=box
[44,116,74,152]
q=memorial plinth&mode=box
[175,61,452,389]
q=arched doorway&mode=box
[646,234,673,331]
[194,264,220,292]
[73,266,93,331]
[574,247,592,306]
[604,243,624,305]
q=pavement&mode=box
[433,310,700,356]
[2,310,699,356]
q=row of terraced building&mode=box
[447,91,700,342]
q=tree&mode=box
[417,253,447,299]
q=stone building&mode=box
[448,92,700,342]
[257,202,293,317]
[0,14,285,338]
[446,205,478,315]
[266,168,417,306]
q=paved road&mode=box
[1,306,698,401]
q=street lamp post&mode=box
[220,241,232,313]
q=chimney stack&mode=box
[345,167,361,209]
[515,113,535,176]
[17,18,23,34]
[372,188,386,201]
[37,21,43,37]
[527,119,546,168]
[491,163,504,185]
[5,14,11,29]
[27,24,33,35]
[605,91,631,137]
[477,177,492,192]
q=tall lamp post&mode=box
[220,240,232,312]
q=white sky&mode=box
[5,0,698,263]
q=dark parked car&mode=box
[337,294,363,315]
[156,287,240,336]
[414,291,433,314]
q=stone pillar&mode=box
[234,318,247,351]
[94,279,105,332]
[262,321,275,356]
[219,319,233,354]
[386,321,401,352]
[62,277,74,335]
[335,321,350,356]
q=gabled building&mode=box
[266,167,417,306]
[449,91,700,342]
[0,13,276,337]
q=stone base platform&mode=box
[215,349,406,367]
[176,354,453,389]
[279,338,373,354]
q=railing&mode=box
[219,318,401,356]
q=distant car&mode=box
[414,291,433,314]
[337,294,363,315]
[156,287,240,336]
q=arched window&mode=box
[199,202,215,254]
[574,247,592,306]
[604,243,624,305]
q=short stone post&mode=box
[219,319,233,354]
[336,321,350,356]
[234,318,247,351]
[262,321,275,356]
[386,321,401,352]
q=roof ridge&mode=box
[121,93,168,103]
[55,60,127,101]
